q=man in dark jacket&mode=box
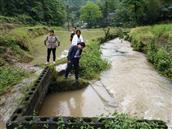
[70,27,77,42]
[65,42,86,80]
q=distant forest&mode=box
[0,0,172,27]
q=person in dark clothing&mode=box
[65,42,86,80]
[44,30,60,64]
[70,27,77,42]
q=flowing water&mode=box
[39,86,115,117]
[40,39,172,127]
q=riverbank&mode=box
[100,39,172,128]
[0,24,107,128]
[0,22,106,95]
[40,38,170,129]
[0,24,51,94]
[128,24,172,80]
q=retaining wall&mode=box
[6,67,168,129]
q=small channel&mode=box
[39,38,172,128]
[39,86,115,117]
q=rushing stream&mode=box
[40,38,172,128]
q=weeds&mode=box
[129,24,172,80]
[80,41,110,79]
[0,65,29,95]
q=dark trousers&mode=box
[47,48,56,62]
[65,59,79,79]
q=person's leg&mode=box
[52,48,56,62]
[65,61,73,78]
[74,59,79,80]
[47,48,51,62]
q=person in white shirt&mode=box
[71,29,84,46]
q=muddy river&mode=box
[39,38,172,128]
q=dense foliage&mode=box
[0,0,66,25]
[80,41,109,79]
[95,0,172,27]
[80,1,102,28]
[1,0,172,27]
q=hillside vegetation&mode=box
[129,24,172,79]
[0,23,50,95]
[0,0,66,25]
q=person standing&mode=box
[71,29,84,46]
[65,42,86,80]
[70,27,77,42]
[44,30,60,64]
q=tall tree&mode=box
[97,0,120,26]
[0,0,66,25]
[80,1,102,28]
[122,0,145,25]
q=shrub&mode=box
[128,24,172,80]
[80,42,109,79]
[16,15,36,25]
[155,48,170,71]
[98,28,128,43]
[102,113,166,129]
[146,42,158,64]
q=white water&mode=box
[100,39,172,127]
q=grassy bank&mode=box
[0,25,49,95]
[0,66,29,95]
[129,24,172,80]
[80,41,109,79]
[0,25,49,64]
[0,24,106,94]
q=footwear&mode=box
[45,62,49,65]
[53,61,56,64]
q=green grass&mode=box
[30,30,70,65]
[128,24,172,79]
[0,25,49,64]
[0,25,106,94]
[82,29,104,43]
[9,25,49,52]
[101,113,167,129]
[0,25,49,94]
[0,35,33,63]
[0,65,29,95]
[80,41,110,79]
[30,28,105,65]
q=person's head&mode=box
[77,42,86,49]
[49,30,54,36]
[73,27,77,32]
[70,27,76,32]
[76,29,81,36]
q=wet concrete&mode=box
[39,38,172,128]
